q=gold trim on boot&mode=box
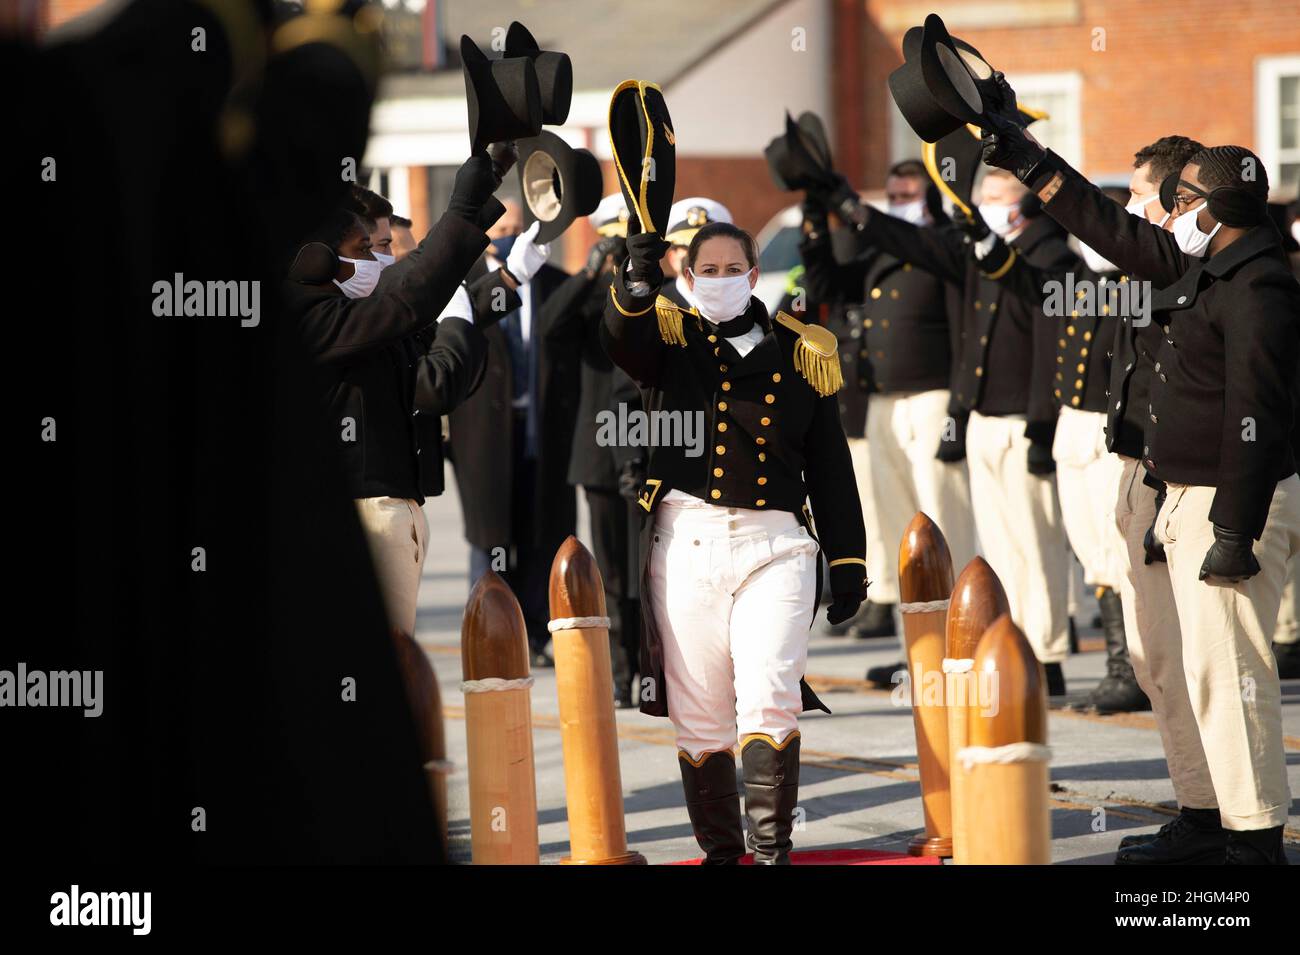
[678,749,744,864]
[741,732,801,864]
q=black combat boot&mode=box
[1043,662,1066,697]
[848,601,897,639]
[1225,826,1288,865]
[1115,807,1226,864]
[1118,813,1180,849]
[679,750,745,864]
[1274,640,1300,679]
[1086,588,1150,714]
[741,733,801,864]
[865,660,907,688]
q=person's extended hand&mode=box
[978,72,1046,182]
[1198,525,1261,583]
[826,594,863,626]
[503,221,550,285]
[624,233,669,290]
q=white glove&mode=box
[436,283,473,325]
[504,220,550,284]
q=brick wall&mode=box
[865,0,1300,184]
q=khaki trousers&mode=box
[1274,558,1298,645]
[966,411,1070,663]
[1155,475,1300,830]
[866,390,977,604]
[354,496,430,637]
[1113,456,1217,809]
[849,436,892,605]
[1053,407,1126,590]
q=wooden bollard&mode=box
[392,631,451,849]
[549,536,646,865]
[898,512,955,858]
[461,570,539,864]
[945,557,1010,865]
[958,614,1051,865]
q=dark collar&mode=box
[704,298,770,339]
[1203,223,1287,279]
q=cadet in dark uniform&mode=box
[974,184,1152,714]
[803,161,977,654]
[985,88,1300,863]
[603,221,866,864]
[818,168,1075,694]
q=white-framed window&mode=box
[1255,55,1300,200]
[1004,71,1082,169]
[887,70,1082,169]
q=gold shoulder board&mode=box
[774,311,843,397]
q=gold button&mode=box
[1059,339,1067,348]
[882,319,890,328]
[722,382,731,391]
[760,416,771,426]
[1077,363,1085,373]
[714,347,721,356]
[758,452,766,462]
[718,401,728,411]
[1080,347,1088,357]
[757,476,767,486]
[714,467,724,478]
[980,335,988,345]
[708,335,718,343]
[1070,309,1079,318]
[716,445,726,455]
[1084,331,1093,342]
[889,289,900,299]
[1101,304,1110,316]
[718,422,727,432]
[719,364,728,372]
[864,319,873,329]
[756,499,766,507]
[1057,356,1064,364]
[989,303,998,312]
[1075,379,1083,389]
[711,489,721,500]
[1071,396,1081,406]
[975,367,983,377]
[1076,289,1086,299]
[772,373,781,383]
[1067,325,1076,336]
[756,437,766,445]
[764,394,775,404]
[974,301,982,310]
[870,288,882,299]
[1055,388,1062,397]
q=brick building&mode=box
[38,0,1300,270]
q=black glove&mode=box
[936,411,969,463]
[809,173,867,229]
[978,72,1047,182]
[826,594,863,627]
[953,205,990,244]
[584,236,623,277]
[1143,484,1167,565]
[1027,439,1055,476]
[617,457,646,503]
[447,152,503,224]
[1198,524,1261,583]
[624,233,669,290]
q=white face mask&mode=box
[1079,242,1117,275]
[334,256,382,298]
[888,199,927,225]
[373,250,396,270]
[687,268,755,323]
[978,202,1017,237]
[1172,201,1222,257]
[1291,220,1300,246]
[1126,193,1170,228]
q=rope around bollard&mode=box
[460,676,536,693]
[547,615,611,631]
[899,598,950,614]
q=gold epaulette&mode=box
[655,295,690,347]
[774,311,843,397]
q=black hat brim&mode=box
[516,130,603,243]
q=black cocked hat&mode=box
[764,110,837,192]
[504,22,573,126]
[608,80,676,236]
[890,14,1008,143]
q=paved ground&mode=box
[417,467,1300,864]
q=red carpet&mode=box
[669,848,941,865]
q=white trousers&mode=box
[866,390,977,604]
[1155,475,1300,830]
[848,436,891,605]
[648,499,819,760]
[1113,456,1217,810]
[1053,407,1127,590]
[966,411,1071,663]
[354,496,429,637]
[1275,557,1298,645]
